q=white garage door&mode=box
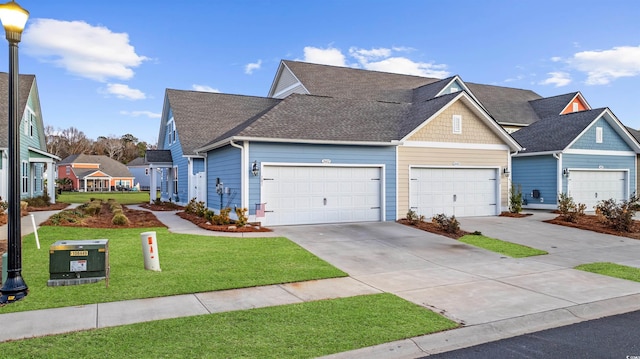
[262,165,382,226]
[410,167,498,218]
[567,170,626,210]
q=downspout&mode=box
[229,140,249,211]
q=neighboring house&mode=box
[0,73,59,203]
[127,157,155,191]
[511,106,640,210]
[57,154,135,191]
[155,60,521,226]
[625,126,640,192]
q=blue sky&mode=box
[1,0,639,145]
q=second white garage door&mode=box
[410,167,498,218]
[567,170,627,210]
[262,165,382,226]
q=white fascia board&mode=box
[563,149,636,156]
[27,146,61,161]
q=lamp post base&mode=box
[0,273,28,303]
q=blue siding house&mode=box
[512,107,640,210]
[0,73,59,203]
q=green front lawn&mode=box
[57,191,153,204]
[1,226,346,313]
[575,262,640,282]
[0,293,458,358]
[459,234,548,258]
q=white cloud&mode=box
[302,46,347,66]
[245,60,262,74]
[301,46,449,78]
[539,72,572,87]
[104,83,146,100]
[569,46,640,85]
[191,84,220,93]
[23,18,148,82]
[120,110,161,119]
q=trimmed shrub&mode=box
[112,213,129,225]
[432,213,460,233]
[185,198,207,217]
[406,209,425,225]
[509,183,523,214]
[595,194,640,232]
[558,193,586,223]
[235,207,248,227]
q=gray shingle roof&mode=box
[511,109,605,153]
[145,150,172,164]
[465,82,542,126]
[281,60,441,103]
[231,93,410,143]
[0,72,35,148]
[58,154,133,177]
[166,89,280,155]
[626,126,640,143]
[281,61,544,126]
[126,157,145,166]
[529,92,579,119]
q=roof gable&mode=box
[0,73,36,148]
[512,108,640,153]
[161,89,280,155]
[465,82,542,126]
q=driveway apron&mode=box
[274,214,640,326]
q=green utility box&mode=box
[48,239,109,286]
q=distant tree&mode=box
[62,127,92,156]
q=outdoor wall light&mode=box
[503,167,510,177]
[251,161,259,176]
[563,168,570,176]
[0,0,29,304]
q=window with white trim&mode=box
[452,115,462,134]
[66,166,70,175]
[21,161,28,194]
[29,113,35,137]
[572,102,579,112]
[596,126,603,143]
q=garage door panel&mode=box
[262,166,382,226]
[410,168,498,218]
[568,170,626,210]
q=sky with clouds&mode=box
[1,0,639,145]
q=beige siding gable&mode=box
[408,100,504,144]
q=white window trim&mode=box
[172,166,178,194]
[572,102,579,112]
[452,115,462,134]
[21,161,28,194]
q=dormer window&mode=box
[596,127,603,143]
[452,115,462,134]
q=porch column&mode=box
[149,166,156,204]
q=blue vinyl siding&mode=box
[512,155,558,206]
[247,142,396,221]
[129,167,150,189]
[206,145,241,211]
[159,113,188,203]
[563,153,636,195]
[571,118,632,151]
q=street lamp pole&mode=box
[0,0,29,304]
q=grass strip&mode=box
[0,293,458,358]
[1,226,346,313]
[56,191,153,204]
[575,262,640,282]
[458,234,548,258]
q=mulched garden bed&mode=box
[396,218,469,239]
[544,214,640,240]
[177,211,272,233]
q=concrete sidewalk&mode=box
[0,207,639,358]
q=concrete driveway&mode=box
[274,212,640,329]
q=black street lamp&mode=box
[0,0,29,304]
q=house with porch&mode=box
[57,154,135,191]
[0,73,59,203]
